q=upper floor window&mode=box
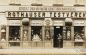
[53,4,63,6]
[31,3,43,6]
[74,0,85,6]
[9,0,21,6]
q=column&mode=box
[0,25,1,40]
[63,26,66,40]
[84,26,86,48]
[6,25,9,48]
[71,26,74,47]
[28,26,31,48]
[84,19,86,40]
[63,26,66,48]
[20,26,23,47]
[42,26,45,41]
[42,26,45,48]
[71,26,74,40]
[29,19,31,41]
[50,26,54,47]
[29,26,31,41]
[85,26,86,40]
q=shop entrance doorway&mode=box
[53,26,63,48]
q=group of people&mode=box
[57,34,62,40]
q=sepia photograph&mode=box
[0,0,86,55]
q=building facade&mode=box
[0,0,86,48]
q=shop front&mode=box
[53,20,64,48]
[5,6,86,48]
[74,19,85,47]
[7,20,21,47]
[30,19,44,47]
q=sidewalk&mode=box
[0,48,82,55]
[80,49,86,55]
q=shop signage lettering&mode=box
[31,20,43,26]
[19,7,75,11]
[8,20,21,26]
[74,20,85,26]
[6,11,86,18]
[53,20,64,26]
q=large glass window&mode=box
[9,26,20,46]
[74,26,84,41]
[74,26,84,46]
[31,26,42,47]
[31,26,42,41]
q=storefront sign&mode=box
[19,7,75,11]
[1,6,86,12]
[6,11,86,18]
[53,20,64,26]
[31,20,43,26]
[74,20,85,26]
[8,20,21,26]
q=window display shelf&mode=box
[75,39,84,42]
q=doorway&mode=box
[53,26,63,48]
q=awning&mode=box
[22,18,29,26]
[22,18,29,22]
[65,18,73,22]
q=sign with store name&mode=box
[31,20,43,26]
[6,11,86,18]
[74,20,85,26]
[19,7,75,11]
[53,20,64,26]
[8,20,21,26]
[1,6,86,12]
